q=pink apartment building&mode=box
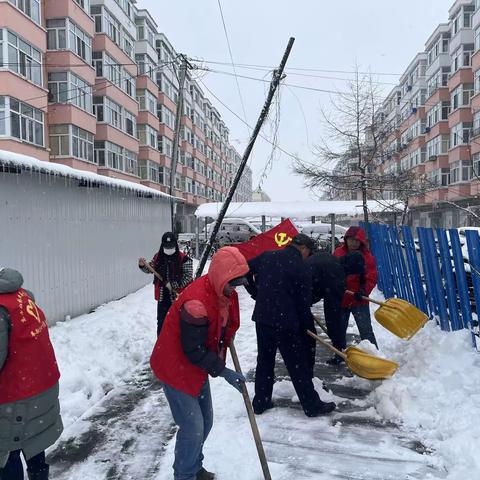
[378,0,480,228]
[0,0,252,232]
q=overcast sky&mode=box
[142,0,454,201]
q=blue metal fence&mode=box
[366,223,479,349]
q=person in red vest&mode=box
[0,268,63,480]
[332,226,378,365]
[139,231,193,336]
[150,247,249,480]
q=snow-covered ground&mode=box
[46,281,480,479]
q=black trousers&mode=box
[156,294,172,336]
[0,450,48,480]
[253,322,322,416]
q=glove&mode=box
[219,367,245,393]
[354,289,366,301]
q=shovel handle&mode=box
[345,290,386,307]
[142,262,177,300]
[307,330,347,360]
[313,315,328,335]
[229,341,272,480]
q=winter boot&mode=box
[27,465,49,480]
[196,467,216,480]
[252,400,274,415]
[306,401,336,417]
[326,355,345,366]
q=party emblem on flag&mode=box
[274,232,292,247]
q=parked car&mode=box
[201,218,261,246]
[299,222,348,250]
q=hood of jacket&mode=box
[0,267,23,294]
[344,226,367,247]
[208,246,249,299]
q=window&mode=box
[136,53,156,81]
[48,72,68,103]
[158,135,173,157]
[47,19,67,50]
[92,6,121,47]
[450,160,472,183]
[123,70,135,98]
[136,19,155,48]
[137,89,157,115]
[73,0,90,12]
[122,31,135,60]
[47,19,91,63]
[473,153,480,177]
[158,75,178,102]
[95,140,124,171]
[139,160,159,182]
[49,124,69,156]
[93,53,135,97]
[451,122,472,147]
[6,31,42,86]
[72,125,94,162]
[7,97,44,146]
[124,110,136,137]
[451,84,474,110]
[159,166,171,186]
[124,149,137,175]
[8,0,40,24]
[158,104,175,129]
[474,111,480,137]
[69,21,91,62]
[427,168,450,187]
[138,124,157,148]
[427,135,449,158]
[452,44,474,73]
[94,96,123,129]
[49,72,93,113]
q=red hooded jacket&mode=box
[150,247,249,397]
[334,226,377,308]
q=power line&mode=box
[188,58,402,77]
[216,0,250,134]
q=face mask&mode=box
[163,247,176,256]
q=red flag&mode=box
[235,218,299,261]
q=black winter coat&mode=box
[306,252,346,329]
[247,246,313,331]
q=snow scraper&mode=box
[346,290,428,340]
[307,330,398,380]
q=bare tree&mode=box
[294,69,428,227]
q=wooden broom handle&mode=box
[345,289,387,307]
[313,315,328,335]
[229,341,272,480]
[307,330,347,360]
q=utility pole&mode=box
[169,54,189,233]
[196,37,295,278]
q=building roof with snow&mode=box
[195,200,402,219]
[0,150,179,200]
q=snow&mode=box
[0,149,177,200]
[46,277,480,479]
[195,200,402,219]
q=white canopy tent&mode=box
[194,200,401,219]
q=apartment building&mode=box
[0,0,252,232]
[376,0,480,228]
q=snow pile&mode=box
[366,295,480,480]
[50,284,157,429]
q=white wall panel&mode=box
[0,169,171,324]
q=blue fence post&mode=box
[388,225,414,303]
[377,224,395,298]
[366,223,384,293]
[402,226,428,314]
[417,228,437,318]
[383,225,404,298]
[437,229,461,331]
[449,229,476,348]
[423,228,450,331]
[465,230,480,348]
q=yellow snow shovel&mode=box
[307,330,398,380]
[346,290,428,340]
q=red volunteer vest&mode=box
[0,289,60,404]
[150,275,240,397]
